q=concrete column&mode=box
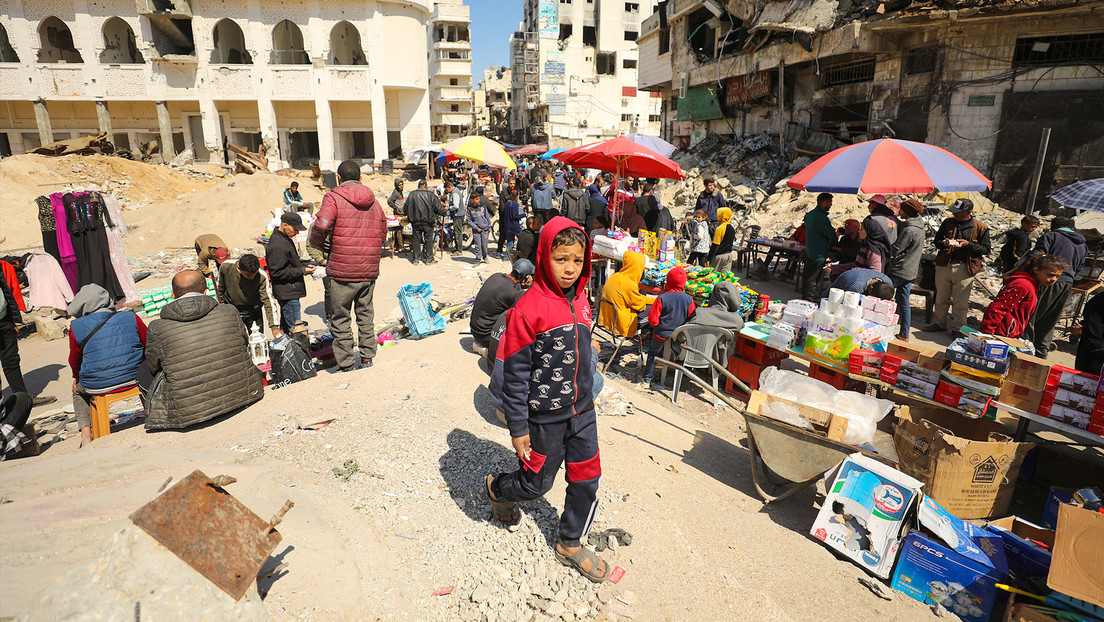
[33,100,53,145]
[155,100,175,161]
[199,99,224,164]
[95,101,112,136]
[315,98,335,169]
[257,99,283,165]
[371,85,388,162]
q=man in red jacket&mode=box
[980,254,1066,338]
[309,160,388,372]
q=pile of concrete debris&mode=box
[663,132,812,210]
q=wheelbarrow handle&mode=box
[656,357,748,411]
[669,344,754,397]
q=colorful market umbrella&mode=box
[553,136,684,221]
[538,147,567,161]
[625,133,677,158]
[440,136,516,170]
[1050,178,1104,213]
[787,138,991,194]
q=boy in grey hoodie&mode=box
[466,189,493,263]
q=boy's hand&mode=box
[512,435,532,461]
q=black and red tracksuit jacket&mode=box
[491,217,596,439]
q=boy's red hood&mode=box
[665,266,687,292]
[534,216,592,299]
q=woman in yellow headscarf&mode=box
[599,250,655,337]
[708,207,735,273]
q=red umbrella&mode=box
[553,137,684,222]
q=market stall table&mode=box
[992,400,1104,447]
[748,238,805,282]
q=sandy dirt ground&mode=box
[0,155,1091,620]
[0,248,988,621]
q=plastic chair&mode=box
[89,385,142,440]
[662,325,733,407]
[593,298,645,372]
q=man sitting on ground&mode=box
[67,284,147,447]
[283,181,314,214]
[823,267,896,300]
[216,253,279,337]
[144,270,263,430]
[470,259,535,357]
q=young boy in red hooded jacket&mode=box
[487,216,610,583]
[980,253,1066,338]
[642,266,696,387]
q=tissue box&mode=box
[873,299,898,316]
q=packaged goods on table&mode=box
[641,261,757,316]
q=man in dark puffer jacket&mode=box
[145,270,263,430]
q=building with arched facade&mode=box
[0,0,439,168]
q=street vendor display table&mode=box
[747,238,805,282]
[992,401,1104,447]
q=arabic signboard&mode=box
[543,51,565,85]
[539,0,558,39]
[726,70,772,107]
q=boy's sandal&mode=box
[554,546,610,584]
[484,475,520,524]
[587,527,634,552]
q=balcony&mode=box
[436,87,472,101]
[435,59,470,76]
[36,65,85,97]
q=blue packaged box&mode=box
[891,532,1003,622]
[890,495,1008,622]
[946,338,1009,375]
[1041,487,1076,529]
[985,516,1053,580]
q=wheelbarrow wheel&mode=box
[746,427,817,504]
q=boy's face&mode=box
[1023,223,1038,232]
[549,242,586,289]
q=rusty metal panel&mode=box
[130,470,291,601]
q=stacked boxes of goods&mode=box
[881,340,946,402]
[935,333,1019,416]
[1040,366,1102,432]
[802,288,899,366]
[139,282,217,317]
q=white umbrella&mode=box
[625,133,677,158]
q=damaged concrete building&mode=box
[473,66,512,140]
[428,0,473,142]
[508,0,665,147]
[0,0,438,169]
[639,0,1104,212]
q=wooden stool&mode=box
[89,386,141,440]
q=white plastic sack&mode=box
[757,367,893,446]
[761,401,813,429]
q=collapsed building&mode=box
[0,0,440,169]
[638,0,1104,213]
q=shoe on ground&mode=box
[31,395,57,407]
[919,323,946,333]
[359,357,373,368]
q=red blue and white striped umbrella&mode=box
[787,138,991,194]
[1051,178,1104,213]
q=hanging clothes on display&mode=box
[0,260,27,312]
[36,196,62,265]
[50,194,79,291]
[99,192,140,306]
[59,191,124,301]
[23,250,73,311]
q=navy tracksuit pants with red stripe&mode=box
[491,408,601,547]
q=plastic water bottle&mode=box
[249,323,269,366]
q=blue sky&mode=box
[469,1,523,85]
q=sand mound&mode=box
[0,154,224,250]
[123,173,328,254]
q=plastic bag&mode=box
[761,401,813,429]
[757,367,893,446]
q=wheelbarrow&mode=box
[657,349,895,504]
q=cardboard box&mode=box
[901,360,942,385]
[896,374,938,399]
[1040,386,1097,415]
[880,354,903,384]
[986,516,1054,580]
[933,382,992,418]
[1046,365,1100,398]
[887,339,927,363]
[997,382,1043,415]
[1041,487,1075,529]
[947,338,1010,375]
[745,390,833,428]
[1047,503,1104,608]
[942,367,1003,397]
[891,496,1009,622]
[810,454,923,578]
[894,410,1034,519]
[968,332,1011,361]
[1006,352,1053,391]
[848,350,884,378]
